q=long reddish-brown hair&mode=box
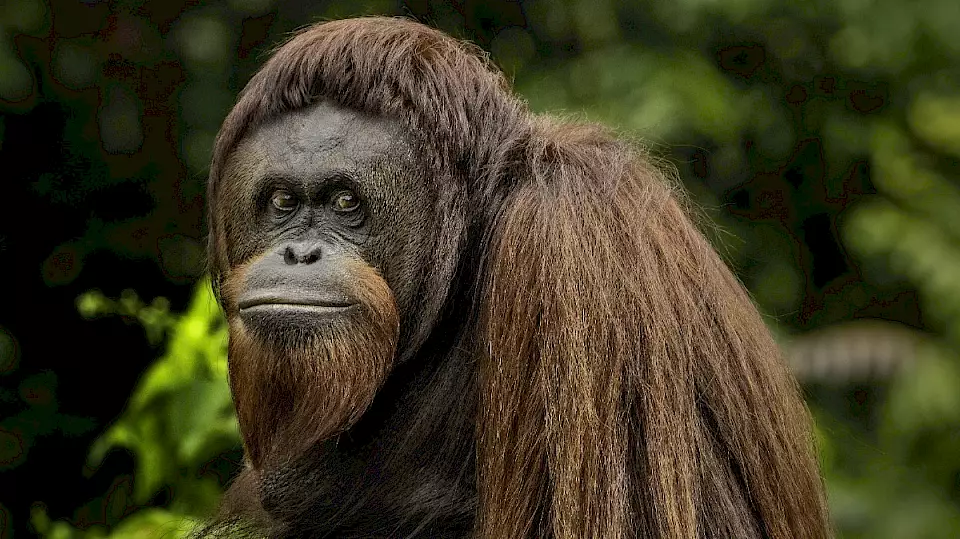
[207,16,831,538]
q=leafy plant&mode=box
[32,281,238,537]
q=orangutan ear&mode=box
[477,122,828,538]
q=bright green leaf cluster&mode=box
[86,279,236,509]
[35,281,236,537]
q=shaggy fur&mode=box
[206,16,831,538]
[221,258,399,471]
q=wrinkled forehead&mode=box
[222,100,416,184]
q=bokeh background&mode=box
[2,0,960,537]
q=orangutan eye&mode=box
[271,189,299,212]
[332,191,360,212]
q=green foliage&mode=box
[819,343,960,538]
[31,506,200,539]
[34,282,236,537]
[521,49,748,144]
[819,65,960,538]
[830,142,960,536]
[846,124,960,337]
[89,280,236,510]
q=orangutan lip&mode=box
[238,295,356,310]
[240,303,356,312]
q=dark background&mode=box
[2,0,959,537]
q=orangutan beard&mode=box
[224,269,399,473]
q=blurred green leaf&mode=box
[883,344,960,440]
[82,279,234,514]
[909,93,960,158]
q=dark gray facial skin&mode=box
[219,100,437,338]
